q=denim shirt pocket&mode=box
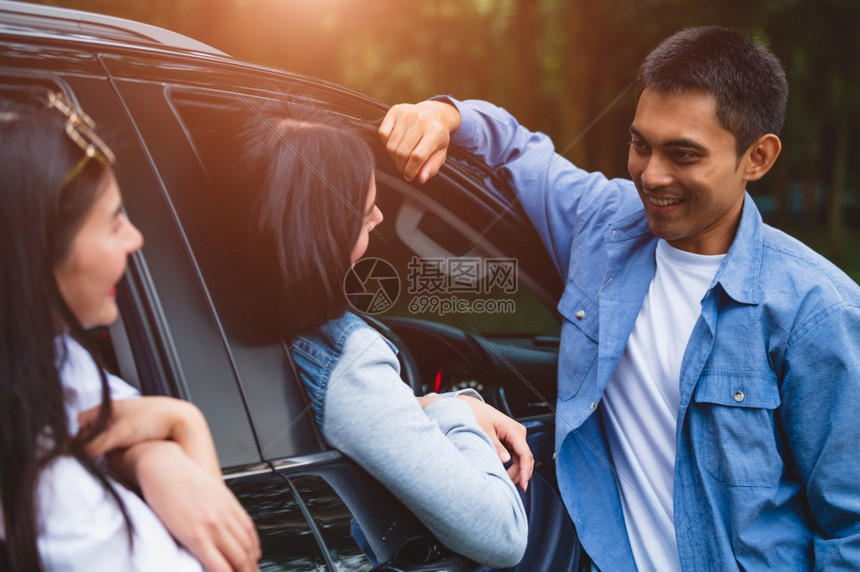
[556,284,599,401]
[692,369,782,486]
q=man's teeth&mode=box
[650,197,681,207]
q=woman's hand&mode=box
[79,396,220,478]
[455,395,534,491]
[421,393,534,491]
[122,441,261,572]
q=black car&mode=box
[0,2,564,569]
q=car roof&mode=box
[0,0,227,56]
[0,0,392,114]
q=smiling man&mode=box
[379,26,860,571]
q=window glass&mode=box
[161,87,324,459]
[355,169,560,339]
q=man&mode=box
[379,26,860,570]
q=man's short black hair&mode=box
[639,26,788,157]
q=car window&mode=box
[166,87,559,342]
[365,171,560,339]
[106,79,324,461]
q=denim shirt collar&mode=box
[608,191,764,306]
[712,193,764,305]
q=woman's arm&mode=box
[77,397,260,571]
[78,396,220,478]
[118,441,260,572]
[323,327,528,568]
[418,393,533,491]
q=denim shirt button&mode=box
[575,310,586,320]
[733,390,745,402]
[589,401,597,410]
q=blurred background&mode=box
[26,0,860,281]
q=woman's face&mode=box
[349,172,383,265]
[54,170,144,329]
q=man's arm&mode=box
[380,98,628,279]
[782,303,860,566]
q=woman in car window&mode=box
[231,103,529,569]
[0,92,259,572]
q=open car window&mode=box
[167,87,560,344]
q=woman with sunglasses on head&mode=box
[0,92,259,572]
[224,102,530,569]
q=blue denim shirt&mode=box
[447,98,860,570]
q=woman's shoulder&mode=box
[318,311,372,345]
[291,312,375,358]
[290,312,400,429]
[55,335,139,434]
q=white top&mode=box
[0,336,202,571]
[601,240,724,572]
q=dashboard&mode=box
[383,317,558,419]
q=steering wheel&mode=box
[362,315,423,396]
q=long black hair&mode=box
[0,92,128,571]
[227,101,376,340]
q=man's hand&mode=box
[378,100,461,183]
[123,441,261,572]
[456,395,534,491]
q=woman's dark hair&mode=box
[233,101,375,340]
[639,26,788,157]
[0,91,127,571]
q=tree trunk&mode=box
[772,156,790,229]
[555,0,598,168]
[827,115,849,266]
[509,0,541,130]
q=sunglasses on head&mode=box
[47,91,115,187]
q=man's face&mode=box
[628,88,750,255]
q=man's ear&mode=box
[744,133,782,182]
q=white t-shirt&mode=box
[601,240,724,572]
[0,336,202,571]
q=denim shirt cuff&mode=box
[429,94,475,147]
